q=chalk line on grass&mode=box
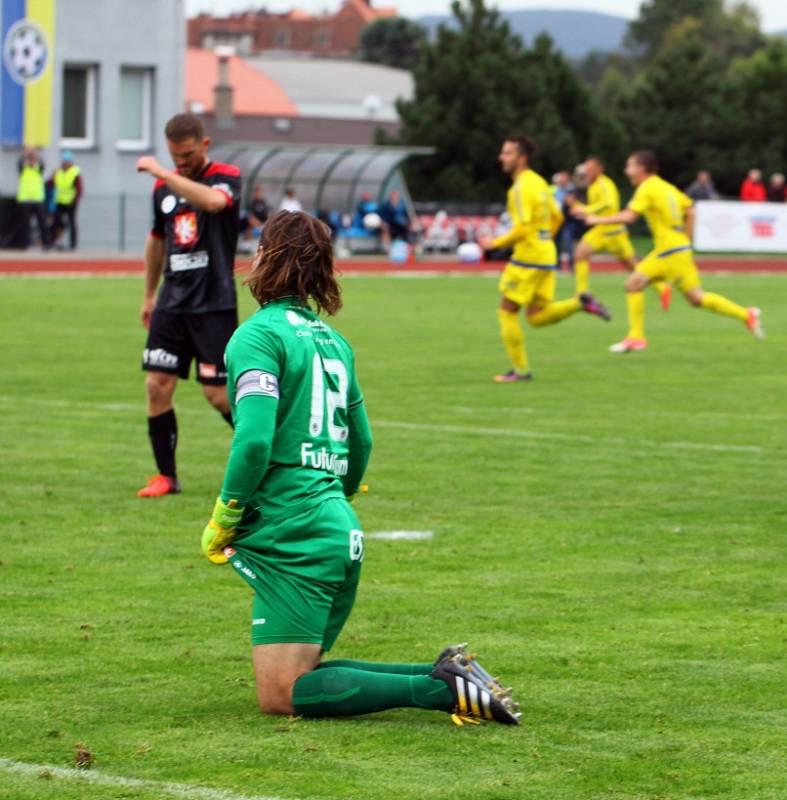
[0,397,766,454]
[0,757,289,800]
[374,419,763,455]
[368,530,434,541]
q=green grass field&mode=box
[1,272,785,800]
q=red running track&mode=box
[1,257,787,275]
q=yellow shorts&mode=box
[498,263,556,308]
[580,227,635,260]
[636,247,701,292]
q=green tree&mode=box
[392,0,622,201]
[620,18,733,188]
[625,0,763,62]
[726,38,787,180]
[359,17,427,71]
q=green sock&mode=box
[318,659,433,675]
[292,667,453,718]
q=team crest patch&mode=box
[198,362,217,378]
[223,547,236,557]
[173,211,198,246]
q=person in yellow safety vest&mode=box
[16,146,50,249]
[50,150,83,250]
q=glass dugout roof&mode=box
[211,144,433,214]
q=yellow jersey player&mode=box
[570,155,671,310]
[584,150,764,353]
[479,135,611,382]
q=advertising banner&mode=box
[695,200,787,253]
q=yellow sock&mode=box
[528,297,581,327]
[700,292,748,322]
[575,259,590,294]
[651,279,669,297]
[497,308,528,371]
[626,291,646,339]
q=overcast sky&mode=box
[185,0,787,31]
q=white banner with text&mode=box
[695,200,787,253]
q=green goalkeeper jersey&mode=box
[222,296,367,530]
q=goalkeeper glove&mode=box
[201,497,244,565]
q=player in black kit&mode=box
[136,113,241,497]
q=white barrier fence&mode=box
[695,200,787,253]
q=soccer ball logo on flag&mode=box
[3,20,49,85]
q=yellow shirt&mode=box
[493,169,561,267]
[580,174,626,236]
[628,174,693,254]
[54,165,81,206]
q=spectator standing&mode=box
[279,187,302,212]
[740,169,767,202]
[16,146,49,249]
[380,190,411,246]
[550,170,580,269]
[685,170,719,201]
[50,150,82,250]
[767,173,785,203]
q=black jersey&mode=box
[151,162,241,314]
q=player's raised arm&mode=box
[136,155,228,214]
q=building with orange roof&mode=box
[184,48,412,147]
[187,0,397,57]
[184,48,297,117]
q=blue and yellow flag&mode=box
[1,0,55,146]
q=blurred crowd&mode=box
[238,186,415,255]
[739,169,786,203]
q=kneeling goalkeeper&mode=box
[201,211,519,725]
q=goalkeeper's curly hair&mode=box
[244,210,342,315]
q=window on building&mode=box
[118,67,153,150]
[313,29,331,48]
[274,27,291,47]
[61,65,97,148]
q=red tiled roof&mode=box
[185,48,298,117]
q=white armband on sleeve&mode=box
[235,370,280,403]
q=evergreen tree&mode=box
[393,0,620,201]
[626,0,763,62]
[726,38,787,181]
[620,19,732,188]
[360,18,427,71]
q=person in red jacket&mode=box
[740,169,767,202]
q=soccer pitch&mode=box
[1,272,785,800]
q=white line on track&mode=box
[0,397,766,454]
[0,757,289,800]
[374,419,763,455]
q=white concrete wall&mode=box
[1,0,184,250]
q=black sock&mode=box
[148,409,177,478]
[222,411,234,429]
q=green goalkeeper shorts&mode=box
[225,498,364,651]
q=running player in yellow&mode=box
[583,150,764,353]
[478,136,611,382]
[570,155,671,310]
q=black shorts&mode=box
[142,308,237,385]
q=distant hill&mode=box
[418,8,629,59]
